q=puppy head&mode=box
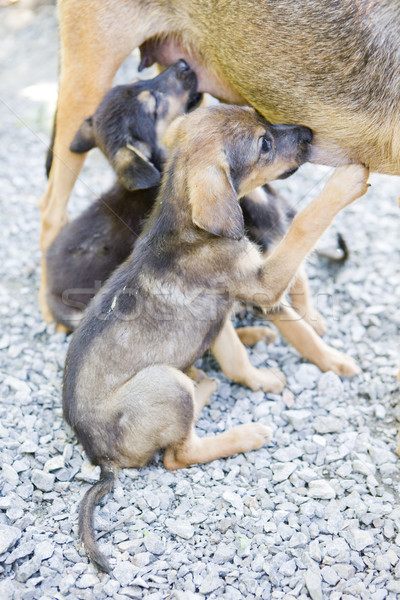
[163,105,312,239]
[70,60,202,191]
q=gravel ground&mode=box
[1,3,400,600]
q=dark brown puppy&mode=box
[46,61,201,329]
[63,105,369,572]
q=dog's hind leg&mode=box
[164,423,271,471]
[211,320,286,393]
[268,305,360,377]
[39,0,159,320]
[289,266,327,336]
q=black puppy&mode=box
[46,60,201,329]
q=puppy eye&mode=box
[261,135,272,153]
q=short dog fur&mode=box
[38,0,400,322]
[46,60,201,329]
[47,80,360,378]
[63,105,369,571]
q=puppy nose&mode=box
[298,126,313,144]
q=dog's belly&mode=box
[140,1,400,173]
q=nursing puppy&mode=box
[63,105,369,571]
[46,60,201,329]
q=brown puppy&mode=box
[39,0,400,321]
[48,85,359,376]
[63,105,369,571]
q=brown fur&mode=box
[63,105,369,572]
[39,0,399,319]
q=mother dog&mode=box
[40,0,400,317]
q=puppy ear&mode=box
[114,144,161,191]
[162,115,186,149]
[70,117,96,153]
[189,162,245,240]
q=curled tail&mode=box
[78,463,116,573]
[317,232,349,263]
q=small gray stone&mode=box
[313,416,342,434]
[2,464,19,486]
[317,372,343,400]
[0,524,21,554]
[76,573,99,589]
[284,410,312,431]
[143,533,165,555]
[213,542,236,564]
[35,541,54,561]
[166,519,194,540]
[19,439,38,454]
[4,375,31,395]
[5,540,35,564]
[0,580,14,600]
[199,575,224,594]
[113,561,136,586]
[278,558,296,577]
[343,528,375,551]
[387,581,400,594]
[304,568,323,600]
[308,479,336,499]
[272,462,297,482]
[16,557,41,583]
[44,455,65,472]
[31,469,55,492]
[321,565,340,586]
[222,490,244,511]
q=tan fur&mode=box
[63,106,369,572]
[39,0,399,319]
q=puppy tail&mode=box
[78,462,116,573]
[317,233,349,263]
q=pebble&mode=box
[143,533,165,555]
[0,525,21,554]
[308,480,336,499]
[113,561,136,586]
[284,410,312,430]
[199,575,224,594]
[304,568,323,600]
[166,519,194,540]
[31,469,55,492]
[272,462,297,482]
[343,528,375,551]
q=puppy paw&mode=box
[326,164,369,207]
[238,423,272,452]
[197,377,218,398]
[250,367,286,393]
[319,348,361,377]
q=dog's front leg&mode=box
[238,165,369,311]
[39,0,158,320]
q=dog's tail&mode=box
[317,233,349,263]
[79,462,116,573]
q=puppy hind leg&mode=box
[289,265,327,336]
[212,320,286,393]
[269,306,360,377]
[164,423,271,471]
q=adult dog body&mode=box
[39,0,400,318]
